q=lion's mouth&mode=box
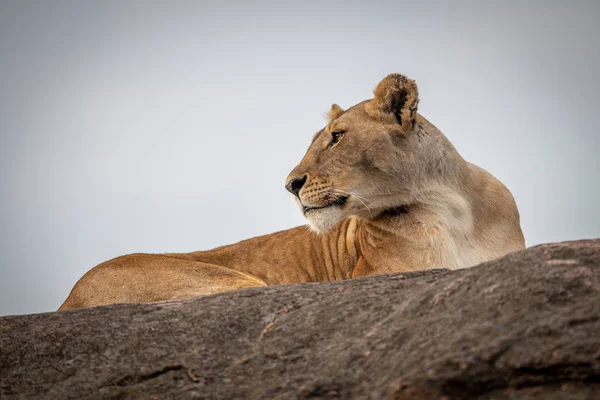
[303,196,349,214]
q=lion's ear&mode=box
[327,104,344,121]
[371,73,419,131]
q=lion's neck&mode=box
[352,190,475,275]
[352,162,523,274]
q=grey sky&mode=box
[1,1,599,316]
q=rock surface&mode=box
[1,240,600,399]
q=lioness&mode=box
[59,73,525,310]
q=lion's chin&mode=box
[305,207,345,235]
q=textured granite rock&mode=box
[1,240,599,399]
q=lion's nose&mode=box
[285,175,307,197]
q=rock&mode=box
[1,240,599,399]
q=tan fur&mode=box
[327,104,344,121]
[59,73,525,311]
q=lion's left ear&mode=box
[327,103,344,121]
[370,73,419,131]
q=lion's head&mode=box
[286,73,456,234]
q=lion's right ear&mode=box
[369,73,419,131]
[327,104,344,121]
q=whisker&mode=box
[331,188,373,214]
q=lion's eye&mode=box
[329,131,345,147]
